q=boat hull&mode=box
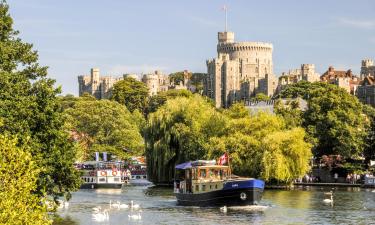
[80,183,123,189]
[175,179,265,206]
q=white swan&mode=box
[323,193,333,204]
[119,203,129,209]
[92,209,109,222]
[130,200,140,209]
[128,212,141,220]
[110,200,121,209]
[92,206,101,212]
[220,206,227,213]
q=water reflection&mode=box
[54,186,375,225]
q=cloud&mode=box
[107,64,169,75]
[337,18,375,29]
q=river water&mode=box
[54,185,375,225]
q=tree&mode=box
[169,71,188,84]
[252,93,271,101]
[64,98,144,160]
[111,77,149,113]
[205,110,312,184]
[190,73,206,93]
[279,81,370,158]
[146,89,193,114]
[0,2,80,199]
[0,134,51,225]
[363,105,375,161]
[145,96,312,184]
[145,95,227,184]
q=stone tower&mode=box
[205,31,275,108]
[90,68,101,98]
[361,59,375,79]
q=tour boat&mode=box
[76,161,130,189]
[174,160,265,206]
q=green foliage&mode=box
[0,134,51,225]
[111,77,149,113]
[145,95,226,184]
[0,1,80,200]
[190,73,206,93]
[363,105,375,160]
[64,98,144,160]
[252,93,271,101]
[169,71,187,84]
[146,96,312,184]
[274,99,303,128]
[279,81,370,158]
[146,89,193,114]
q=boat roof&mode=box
[175,161,229,170]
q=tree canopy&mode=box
[278,81,370,158]
[0,134,51,225]
[145,95,312,184]
[0,1,80,200]
[146,89,193,114]
[64,97,144,160]
[111,77,149,113]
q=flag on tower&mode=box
[218,152,228,165]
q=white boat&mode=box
[76,161,130,189]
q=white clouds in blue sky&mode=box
[7,0,375,95]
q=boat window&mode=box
[202,185,206,191]
[195,185,199,192]
[210,185,212,189]
[114,178,120,182]
[143,176,147,179]
[215,184,218,189]
[200,169,206,178]
[214,170,219,179]
[209,169,214,178]
[192,169,197,180]
[99,178,105,182]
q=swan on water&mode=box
[92,206,101,212]
[130,200,140,209]
[110,200,121,209]
[128,212,142,220]
[323,192,333,204]
[220,206,227,213]
[119,203,129,209]
[92,209,109,222]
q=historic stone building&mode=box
[141,70,170,96]
[277,64,320,91]
[360,59,375,79]
[204,31,276,108]
[78,68,123,99]
[320,66,360,95]
[357,74,375,107]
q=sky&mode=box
[8,0,375,95]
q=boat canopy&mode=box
[175,162,192,170]
[175,160,217,169]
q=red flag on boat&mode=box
[218,152,228,165]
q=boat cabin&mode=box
[174,160,230,194]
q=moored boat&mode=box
[76,161,129,189]
[174,160,265,206]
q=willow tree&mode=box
[144,95,227,184]
[206,107,312,184]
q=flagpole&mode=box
[227,150,231,179]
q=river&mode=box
[54,185,375,225]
